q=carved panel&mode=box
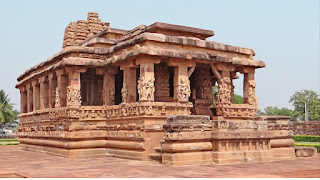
[137,77,155,102]
[67,86,81,106]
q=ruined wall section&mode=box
[63,12,109,48]
[289,121,320,135]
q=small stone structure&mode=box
[16,12,312,165]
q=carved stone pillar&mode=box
[211,64,235,116]
[136,56,160,102]
[56,69,68,107]
[26,83,33,112]
[65,67,87,107]
[31,80,40,111]
[39,76,49,109]
[20,87,27,113]
[120,61,137,103]
[102,67,118,106]
[167,59,195,103]
[243,67,255,104]
[48,73,57,108]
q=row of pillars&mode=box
[19,67,86,113]
[116,56,195,104]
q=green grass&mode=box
[0,139,18,142]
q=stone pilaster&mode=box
[48,73,57,108]
[31,80,40,111]
[39,76,49,110]
[120,61,137,103]
[102,67,117,106]
[20,87,27,113]
[56,69,68,107]
[26,83,33,112]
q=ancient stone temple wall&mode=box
[16,12,306,165]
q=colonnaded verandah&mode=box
[15,12,316,165]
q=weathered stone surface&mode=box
[294,146,317,157]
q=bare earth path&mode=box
[0,146,319,178]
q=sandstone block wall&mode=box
[289,121,320,135]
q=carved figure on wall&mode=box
[55,87,61,108]
[216,77,232,106]
[67,86,81,106]
[103,87,115,106]
[178,78,191,101]
[248,80,258,106]
[121,82,128,103]
[137,77,155,101]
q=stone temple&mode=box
[16,12,312,165]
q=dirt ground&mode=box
[0,146,319,178]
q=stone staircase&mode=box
[148,140,164,163]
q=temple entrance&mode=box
[114,68,123,105]
[80,68,103,106]
[189,65,215,117]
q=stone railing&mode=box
[216,104,257,119]
[105,102,193,120]
[79,106,106,120]
[18,109,51,124]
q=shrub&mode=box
[294,144,320,153]
[0,143,19,145]
[292,135,320,142]
[0,139,18,142]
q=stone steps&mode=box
[155,147,162,153]
[149,153,162,162]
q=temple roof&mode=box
[16,12,265,87]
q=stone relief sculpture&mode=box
[216,77,232,106]
[121,82,128,103]
[67,86,81,106]
[55,87,61,108]
[178,78,191,101]
[248,80,258,106]
[137,77,155,101]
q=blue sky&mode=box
[0,0,319,111]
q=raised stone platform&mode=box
[0,146,319,178]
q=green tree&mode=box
[0,90,19,137]
[234,94,243,104]
[257,106,299,121]
[289,89,320,121]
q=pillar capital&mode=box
[167,58,196,67]
[107,66,119,75]
[135,55,161,66]
[26,82,32,90]
[38,76,48,83]
[20,86,26,92]
[55,68,66,77]
[31,79,39,86]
